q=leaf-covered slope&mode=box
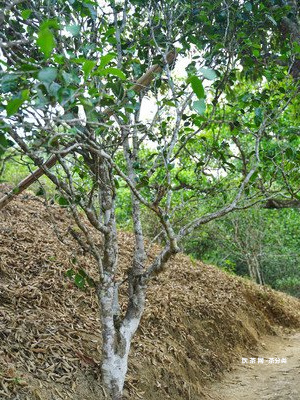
[0,186,299,400]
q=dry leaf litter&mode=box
[0,184,299,400]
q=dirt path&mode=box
[207,330,300,400]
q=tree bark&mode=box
[246,257,263,285]
[264,198,300,209]
[99,275,145,399]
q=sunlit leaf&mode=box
[37,28,56,58]
[98,67,126,80]
[83,60,96,79]
[252,49,260,57]
[6,98,24,116]
[21,9,32,19]
[99,53,117,69]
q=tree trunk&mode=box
[99,281,145,399]
[253,256,264,285]
[246,257,263,285]
[246,257,255,282]
[95,153,147,399]
[99,286,127,399]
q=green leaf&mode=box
[193,99,206,115]
[82,60,96,79]
[58,196,69,206]
[188,75,205,99]
[285,147,294,159]
[0,133,12,156]
[21,89,29,100]
[21,9,32,19]
[40,19,59,30]
[199,67,217,80]
[66,24,80,36]
[35,187,45,196]
[1,74,18,93]
[249,170,259,183]
[6,98,24,116]
[74,274,85,289]
[38,67,57,83]
[78,269,88,278]
[72,57,88,64]
[114,178,120,189]
[37,28,56,58]
[127,90,135,99]
[99,53,117,69]
[252,49,260,57]
[48,82,61,97]
[263,70,272,82]
[62,71,80,85]
[292,41,300,54]
[255,107,262,119]
[135,175,149,189]
[86,276,96,287]
[244,2,252,12]
[254,107,263,126]
[62,72,73,85]
[164,100,176,107]
[53,54,65,64]
[79,96,93,107]
[35,88,47,108]
[66,268,75,278]
[98,67,126,80]
[106,81,124,99]
[266,14,277,26]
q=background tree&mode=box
[0,0,299,398]
[184,208,300,297]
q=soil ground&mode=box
[208,330,300,400]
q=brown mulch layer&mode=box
[0,185,299,400]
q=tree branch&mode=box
[0,50,177,210]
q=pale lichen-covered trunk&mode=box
[99,233,146,397]
[247,256,263,285]
[98,269,146,399]
[97,151,147,399]
[99,284,144,399]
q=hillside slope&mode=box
[0,186,300,399]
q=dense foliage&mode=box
[184,208,300,297]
